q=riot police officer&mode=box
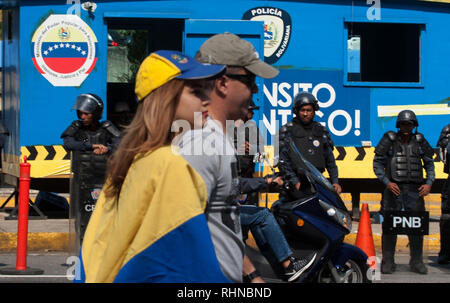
[278,91,341,195]
[437,124,450,264]
[62,93,121,154]
[373,110,435,274]
[61,93,121,245]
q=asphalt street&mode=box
[0,252,450,283]
[0,253,74,283]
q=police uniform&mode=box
[61,94,121,244]
[437,124,450,264]
[278,117,339,194]
[373,112,435,274]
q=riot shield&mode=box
[380,184,431,275]
[68,151,107,253]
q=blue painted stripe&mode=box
[114,214,231,283]
[33,42,90,58]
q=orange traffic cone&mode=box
[355,203,376,269]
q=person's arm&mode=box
[373,132,396,186]
[63,136,93,151]
[239,177,267,194]
[418,154,434,197]
[373,150,400,196]
[278,143,300,188]
[373,153,390,186]
[323,144,340,191]
[422,154,435,187]
[61,121,93,151]
[105,136,121,154]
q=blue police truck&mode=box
[1,0,449,211]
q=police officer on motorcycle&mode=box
[373,110,435,274]
[278,91,341,195]
[437,124,450,264]
[61,93,121,244]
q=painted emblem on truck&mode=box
[31,14,98,87]
[242,7,292,64]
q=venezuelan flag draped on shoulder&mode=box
[75,146,231,283]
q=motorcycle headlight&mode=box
[319,200,352,231]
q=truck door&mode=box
[183,19,265,122]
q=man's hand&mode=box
[418,184,431,197]
[295,182,301,191]
[387,182,400,196]
[266,176,284,190]
[333,183,342,194]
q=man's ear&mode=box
[215,76,228,96]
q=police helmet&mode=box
[293,92,319,114]
[395,110,418,128]
[73,93,104,120]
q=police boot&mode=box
[381,234,397,274]
[409,235,427,274]
[439,214,450,264]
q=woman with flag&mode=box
[75,50,227,283]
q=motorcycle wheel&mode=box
[316,259,371,283]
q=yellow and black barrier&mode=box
[3,144,446,180]
[18,145,71,178]
[260,145,446,180]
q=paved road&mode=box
[0,252,450,283]
[0,253,74,283]
[373,254,450,283]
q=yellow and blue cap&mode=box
[135,50,226,101]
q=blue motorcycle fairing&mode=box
[331,243,368,267]
[290,196,351,242]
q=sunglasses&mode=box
[225,73,257,90]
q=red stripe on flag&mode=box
[42,57,87,74]
[86,58,97,74]
[32,58,45,74]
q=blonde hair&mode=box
[104,79,185,198]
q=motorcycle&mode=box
[246,148,371,283]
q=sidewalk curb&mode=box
[245,232,441,255]
[0,232,69,252]
[0,232,442,253]
[344,233,441,253]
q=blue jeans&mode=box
[240,205,292,266]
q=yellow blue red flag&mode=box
[74,146,231,283]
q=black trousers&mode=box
[381,183,425,265]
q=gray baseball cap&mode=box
[195,33,279,79]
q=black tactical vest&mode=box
[389,138,424,184]
[74,127,111,146]
[71,126,111,177]
[289,120,326,172]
